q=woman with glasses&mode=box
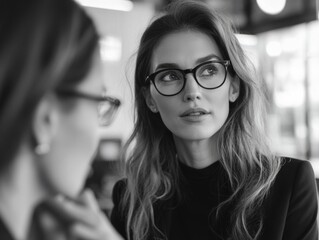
[111,1,318,240]
[0,0,122,239]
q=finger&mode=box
[58,199,100,227]
[40,198,99,227]
[78,189,100,212]
[38,211,67,240]
[70,223,97,240]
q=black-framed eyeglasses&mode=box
[145,60,231,96]
[56,89,121,126]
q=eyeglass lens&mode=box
[98,101,118,126]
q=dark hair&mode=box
[122,1,281,240]
[0,0,99,171]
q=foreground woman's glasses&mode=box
[57,89,121,126]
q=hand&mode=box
[28,189,123,240]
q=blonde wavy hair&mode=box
[120,1,282,239]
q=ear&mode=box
[142,87,158,113]
[229,75,240,102]
[32,94,58,154]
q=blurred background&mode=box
[78,0,319,215]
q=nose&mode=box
[183,73,201,102]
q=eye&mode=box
[198,63,219,77]
[156,70,183,82]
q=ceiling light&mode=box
[256,0,286,15]
[100,36,122,62]
[75,0,133,12]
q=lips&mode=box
[180,108,210,117]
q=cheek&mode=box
[207,89,231,122]
[211,93,230,112]
[157,106,179,132]
[152,94,179,126]
[60,105,100,159]
[40,106,100,197]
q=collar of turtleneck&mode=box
[178,160,222,181]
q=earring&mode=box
[35,143,50,155]
[151,107,158,113]
[230,96,236,102]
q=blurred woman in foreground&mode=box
[0,0,122,239]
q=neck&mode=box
[173,134,220,169]
[0,146,45,240]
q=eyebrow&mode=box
[195,54,222,64]
[154,63,179,71]
[154,53,222,71]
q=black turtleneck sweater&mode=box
[168,160,231,240]
[111,158,318,240]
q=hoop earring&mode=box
[35,143,50,155]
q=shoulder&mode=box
[264,157,317,210]
[268,157,318,218]
[277,157,315,184]
[280,157,313,170]
[261,157,318,239]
